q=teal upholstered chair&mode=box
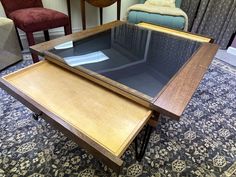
[128,0,185,30]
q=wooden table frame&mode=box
[30,21,218,165]
[0,21,218,173]
[31,21,218,120]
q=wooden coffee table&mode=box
[0,21,218,173]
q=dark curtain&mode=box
[181,0,236,49]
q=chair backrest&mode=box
[1,0,43,17]
[139,0,182,8]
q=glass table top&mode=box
[47,23,201,99]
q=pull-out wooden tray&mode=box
[0,60,152,172]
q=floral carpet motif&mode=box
[0,59,236,177]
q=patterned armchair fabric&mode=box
[128,0,185,30]
[139,0,182,8]
[0,0,71,63]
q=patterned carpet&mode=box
[0,59,236,177]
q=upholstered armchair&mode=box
[1,0,72,63]
[127,0,187,30]
[0,17,22,70]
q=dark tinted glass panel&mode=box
[48,24,201,98]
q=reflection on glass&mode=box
[54,41,73,50]
[64,51,109,67]
[49,24,201,98]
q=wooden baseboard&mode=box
[19,26,92,50]
[227,47,236,55]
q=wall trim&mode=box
[19,27,83,39]
[19,26,93,51]
[227,47,236,56]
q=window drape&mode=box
[181,0,236,49]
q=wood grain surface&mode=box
[0,74,124,173]
[3,61,152,157]
[44,53,152,107]
[137,23,213,43]
[86,0,118,7]
[152,43,219,119]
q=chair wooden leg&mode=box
[100,8,103,25]
[64,25,72,35]
[117,0,121,20]
[66,0,72,28]
[44,30,50,41]
[15,26,23,51]
[81,0,86,30]
[26,32,39,63]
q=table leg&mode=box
[100,7,103,25]
[135,112,160,161]
[14,26,23,51]
[66,0,72,28]
[81,0,86,30]
[32,112,42,121]
[135,125,153,161]
[117,0,121,20]
[148,112,160,128]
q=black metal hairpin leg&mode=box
[135,125,153,161]
[32,112,42,121]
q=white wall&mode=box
[0,0,139,51]
[0,3,5,17]
[0,0,138,49]
[0,0,138,35]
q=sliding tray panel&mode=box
[0,60,152,172]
